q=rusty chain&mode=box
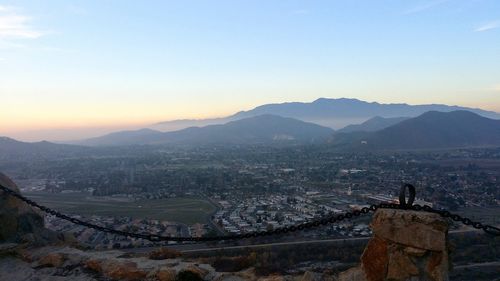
[1,183,498,242]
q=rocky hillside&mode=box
[0,244,330,281]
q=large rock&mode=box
[36,252,67,268]
[370,209,448,251]
[338,267,366,281]
[101,260,147,281]
[156,267,176,281]
[339,208,449,281]
[22,246,219,280]
[359,236,388,281]
[0,172,63,245]
[148,247,182,260]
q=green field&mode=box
[24,192,216,225]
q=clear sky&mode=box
[1,0,499,141]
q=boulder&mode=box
[148,247,182,260]
[177,264,210,280]
[339,208,449,281]
[85,258,148,281]
[84,259,103,272]
[156,267,177,281]
[37,252,67,268]
[386,248,419,280]
[370,209,448,251]
[338,267,366,281]
[102,260,147,281]
[359,236,387,281]
[0,172,60,245]
[300,271,322,281]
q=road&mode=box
[178,228,481,253]
[199,193,225,235]
[125,228,483,254]
[181,236,370,253]
[454,261,500,269]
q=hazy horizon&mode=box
[3,97,500,142]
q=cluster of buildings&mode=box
[211,192,373,238]
[44,214,206,249]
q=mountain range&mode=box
[76,98,499,147]
[151,98,500,131]
[3,110,499,152]
[2,98,500,152]
[331,111,500,149]
[369,110,500,149]
[0,137,88,161]
[76,115,334,146]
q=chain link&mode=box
[1,184,498,242]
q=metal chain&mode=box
[1,183,498,242]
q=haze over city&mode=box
[1,0,499,141]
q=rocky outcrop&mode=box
[0,242,335,281]
[0,245,219,281]
[338,208,449,281]
[0,172,65,246]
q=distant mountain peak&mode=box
[419,110,479,118]
[355,110,500,149]
[338,116,410,133]
[312,97,363,104]
[0,136,15,142]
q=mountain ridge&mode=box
[338,116,410,133]
[2,111,500,151]
[75,115,335,146]
[152,98,500,132]
[71,128,163,146]
[0,137,89,161]
[331,110,500,150]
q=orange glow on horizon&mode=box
[1,96,499,142]
[1,101,251,133]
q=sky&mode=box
[0,0,499,141]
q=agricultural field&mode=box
[24,192,216,225]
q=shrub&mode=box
[148,247,181,260]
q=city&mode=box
[2,146,498,250]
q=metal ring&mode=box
[399,183,416,209]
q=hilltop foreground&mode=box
[0,172,456,281]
